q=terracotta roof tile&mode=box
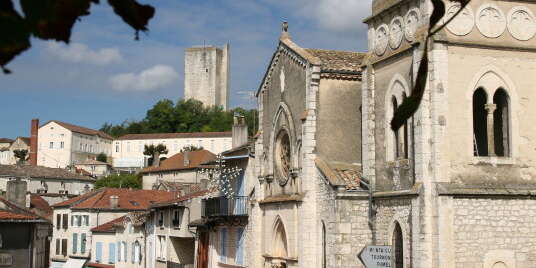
[71,188,176,210]
[0,164,95,181]
[91,216,126,233]
[117,132,231,140]
[315,158,362,191]
[151,189,209,208]
[304,48,365,73]
[43,120,113,140]
[30,194,53,218]
[0,197,46,222]
[141,150,216,174]
[52,190,100,207]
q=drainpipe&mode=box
[360,177,376,243]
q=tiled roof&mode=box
[140,150,216,174]
[0,196,47,222]
[30,194,53,218]
[14,137,30,145]
[0,165,95,181]
[151,189,209,208]
[0,138,13,143]
[91,216,126,233]
[86,262,115,268]
[116,132,231,140]
[315,158,362,191]
[43,120,113,140]
[304,49,365,73]
[53,188,176,210]
[120,211,149,227]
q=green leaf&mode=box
[0,0,31,73]
[107,0,155,40]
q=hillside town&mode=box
[3,0,536,268]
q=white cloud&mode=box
[109,65,179,91]
[46,42,123,65]
[312,0,372,31]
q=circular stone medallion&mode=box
[476,4,506,38]
[375,24,389,56]
[508,6,536,41]
[389,17,404,49]
[405,8,421,41]
[445,3,474,36]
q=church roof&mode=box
[304,49,365,73]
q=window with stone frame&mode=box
[473,87,510,157]
[392,222,404,268]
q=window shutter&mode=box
[63,214,68,229]
[117,242,121,262]
[56,214,61,229]
[220,229,227,262]
[236,228,244,265]
[72,233,78,254]
[80,233,86,254]
[123,242,127,262]
[109,243,116,263]
[95,242,102,263]
[55,239,60,255]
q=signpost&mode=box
[358,245,392,268]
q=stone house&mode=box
[251,25,366,268]
[112,132,232,172]
[49,188,175,268]
[140,150,216,190]
[75,159,112,178]
[0,164,95,204]
[359,0,536,267]
[0,179,51,268]
[0,137,29,165]
[0,138,14,165]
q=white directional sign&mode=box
[358,245,392,268]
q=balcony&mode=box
[202,196,248,218]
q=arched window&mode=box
[402,93,409,159]
[273,219,288,258]
[392,222,404,268]
[392,97,400,159]
[493,88,510,157]
[473,88,488,156]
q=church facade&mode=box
[249,0,536,268]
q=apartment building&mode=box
[112,132,231,171]
[38,120,113,168]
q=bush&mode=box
[95,174,141,189]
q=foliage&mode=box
[180,145,204,152]
[391,0,470,131]
[96,153,108,163]
[0,0,154,73]
[101,98,258,137]
[13,149,28,162]
[95,173,141,189]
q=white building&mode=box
[112,132,232,171]
[0,137,29,165]
[38,120,113,168]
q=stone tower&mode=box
[184,43,229,110]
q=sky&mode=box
[1,0,373,139]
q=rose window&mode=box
[275,130,291,185]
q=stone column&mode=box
[485,103,497,156]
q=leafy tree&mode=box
[96,153,107,163]
[180,145,204,152]
[13,149,28,163]
[1,0,155,73]
[95,173,141,189]
[143,144,168,167]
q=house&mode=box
[0,179,52,268]
[38,120,113,168]
[0,164,95,204]
[140,150,216,190]
[75,159,112,178]
[0,137,29,165]
[112,132,232,172]
[50,188,176,268]
[146,189,208,268]
[198,115,252,268]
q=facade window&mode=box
[55,239,60,255]
[123,241,127,262]
[158,211,164,227]
[49,142,54,149]
[235,228,245,265]
[72,233,78,254]
[473,88,510,157]
[220,228,227,262]
[61,239,68,256]
[62,213,68,229]
[60,141,64,149]
[127,142,130,152]
[392,222,404,268]
[96,242,102,262]
[56,214,61,229]
[83,215,89,226]
[81,233,86,254]
[172,209,182,227]
[116,144,119,153]
[157,236,166,260]
[109,242,116,264]
[117,242,122,262]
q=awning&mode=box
[64,258,87,268]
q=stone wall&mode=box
[453,197,536,268]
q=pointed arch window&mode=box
[473,88,488,156]
[392,222,404,268]
[273,219,288,258]
[493,88,510,157]
[473,87,510,157]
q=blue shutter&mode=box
[117,242,121,261]
[80,233,86,254]
[109,243,116,263]
[236,228,244,265]
[123,242,127,262]
[132,242,135,263]
[96,242,102,262]
[220,229,227,262]
[72,233,78,254]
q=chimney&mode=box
[110,195,119,209]
[7,178,28,208]
[232,114,248,148]
[29,119,39,166]
[183,151,190,167]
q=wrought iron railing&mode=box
[202,196,248,217]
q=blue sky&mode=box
[1,0,372,139]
